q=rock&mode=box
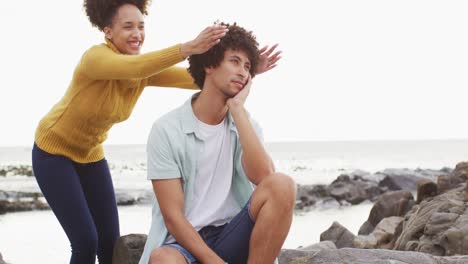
[115,192,137,206]
[357,221,374,236]
[437,162,468,193]
[296,184,325,210]
[353,216,404,249]
[328,175,381,205]
[453,162,468,179]
[393,186,468,256]
[0,189,157,215]
[299,241,337,251]
[112,234,147,264]
[0,252,6,264]
[358,191,414,235]
[0,165,33,177]
[436,162,468,194]
[416,179,438,203]
[320,221,356,248]
[110,232,468,264]
[315,197,341,209]
[0,197,49,214]
[378,175,424,191]
[279,249,316,263]
[278,248,468,264]
[465,181,468,201]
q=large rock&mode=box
[299,241,337,251]
[393,186,468,256]
[416,179,438,203]
[110,233,468,264]
[353,216,404,249]
[296,184,328,210]
[278,248,468,264]
[113,234,147,264]
[320,221,356,248]
[328,175,382,205]
[358,191,414,235]
[437,162,468,193]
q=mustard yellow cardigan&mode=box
[35,39,197,163]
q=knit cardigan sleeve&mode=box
[146,66,198,90]
[78,44,185,80]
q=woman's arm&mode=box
[146,66,198,90]
[78,44,185,80]
[78,26,228,81]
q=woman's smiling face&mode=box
[104,4,145,55]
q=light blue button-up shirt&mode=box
[139,93,273,264]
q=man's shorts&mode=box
[162,198,255,264]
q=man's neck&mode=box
[192,83,229,125]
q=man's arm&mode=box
[152,179,224,264]
[227,77,275,185]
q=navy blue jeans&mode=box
[32,143,119,264]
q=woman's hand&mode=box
[256,44,282,74]
[180,26,228,58]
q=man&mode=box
[139,22,296,264]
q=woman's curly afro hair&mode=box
[188,22,260,89]
[84,0,151,31]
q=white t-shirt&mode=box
[165,117,241,243]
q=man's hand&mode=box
[256,44,282,75]
[227,75,252,114]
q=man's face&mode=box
[206,49,252,98]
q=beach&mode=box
[1,140,468,263]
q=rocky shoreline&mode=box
[110,162,468,263]
[0,164,451,215]
[2,163,468,263]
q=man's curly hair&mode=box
[84,0,151,31]
[188,22,260,89]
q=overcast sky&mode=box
[1,0,467,146]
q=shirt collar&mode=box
[181,92,237,138]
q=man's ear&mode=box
[104,26,112,40]
[205,67,214,75]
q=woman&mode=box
[31,0,280,263]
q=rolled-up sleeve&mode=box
[146,122,180,180]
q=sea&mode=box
[1,140,468,263]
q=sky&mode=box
[1,0,468,146]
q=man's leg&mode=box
[149,246,191,264]
[211,172,296,264]
[248,172,296,264]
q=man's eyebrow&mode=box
[230,55,251,65]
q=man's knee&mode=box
[149,247,186,264]
[259,172,297,208]
[267,173,296,197]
